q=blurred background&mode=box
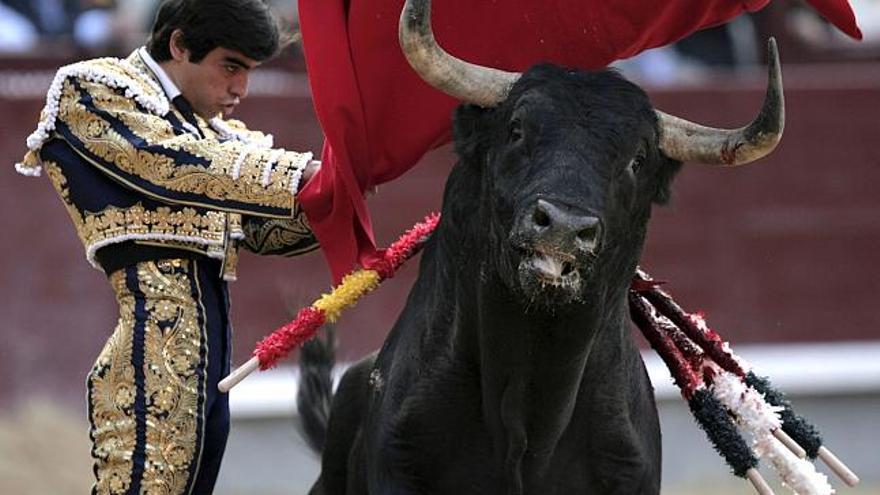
[0,1,878,493]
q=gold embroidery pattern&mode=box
[87,58,165,102]
[58,77,306,212]
[43,157,229,270]
[221,239,240,281]
[88,269,139,494]
[88,261,207,494]
[124,50,150,76]
[241,206,318,256]
[43,160,85,231]
[41,161,228,269]
[81,205,226,244]
[44,159,240,277]
[139,259,205,494]
[222,117,273,144]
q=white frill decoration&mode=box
[261,148,286,186]
[211,117,280,182]
[754,434,836,495]
[84,233,225,270]
[15,161,42,176]
[230,143,257,181]
[210,117,274,148]
[287,152,311,195]
[712,370,834,495]
[16,57,170,176]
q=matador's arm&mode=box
[51,76,311,218]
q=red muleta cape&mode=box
[296,0,861,283]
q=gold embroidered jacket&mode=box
[17,49,318,279]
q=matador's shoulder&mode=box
[16,51,170,176]
[48,51,168,114]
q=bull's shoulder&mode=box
[368,352,494,488]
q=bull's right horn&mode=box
[658,38,785,166]
[399,0,520,107]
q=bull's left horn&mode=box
[399,0,520,107]
[658,38,784,166]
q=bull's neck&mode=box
[469,266,631,491]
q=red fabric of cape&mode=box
[296,0,861,283]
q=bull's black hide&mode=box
[299,65,683,494]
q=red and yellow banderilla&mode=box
[218,213,440,393]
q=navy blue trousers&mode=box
[87,258,231,494]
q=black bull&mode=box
[300,66,673,494]
[298,70,782,495]
[297,3,784,493]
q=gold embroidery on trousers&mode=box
[88,260,207,494]
[139,260,205,494]
[88,270,138,494]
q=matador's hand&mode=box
[300,160,321,190]
[299,160,378,197]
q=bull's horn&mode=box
[658,38,784,166]
[399,0,520,107]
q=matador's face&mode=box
[169,33,261,119]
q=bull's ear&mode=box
[452,104,489,164]
[652,157,683,205]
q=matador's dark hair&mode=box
[147,0,293,63]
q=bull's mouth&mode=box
[516,248,589,305]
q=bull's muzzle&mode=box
[514,199,601,291]
[520,199,601,256]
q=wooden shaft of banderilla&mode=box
[818,446,860,487]
[773,429,806,458]
[746,468,775,495]
[218,356,260,393]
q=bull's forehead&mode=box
[507,83,656,163]
[512,101,653,178]
[488,67,659,211]
[510,65,655,123]
[512,91,646,128]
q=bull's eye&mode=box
[628,154,645,175]
[508,118,524,144]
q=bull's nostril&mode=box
[561,262,573,276]
[577,227,594,242]
[576,221,601,250]
[533,208,551,228]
